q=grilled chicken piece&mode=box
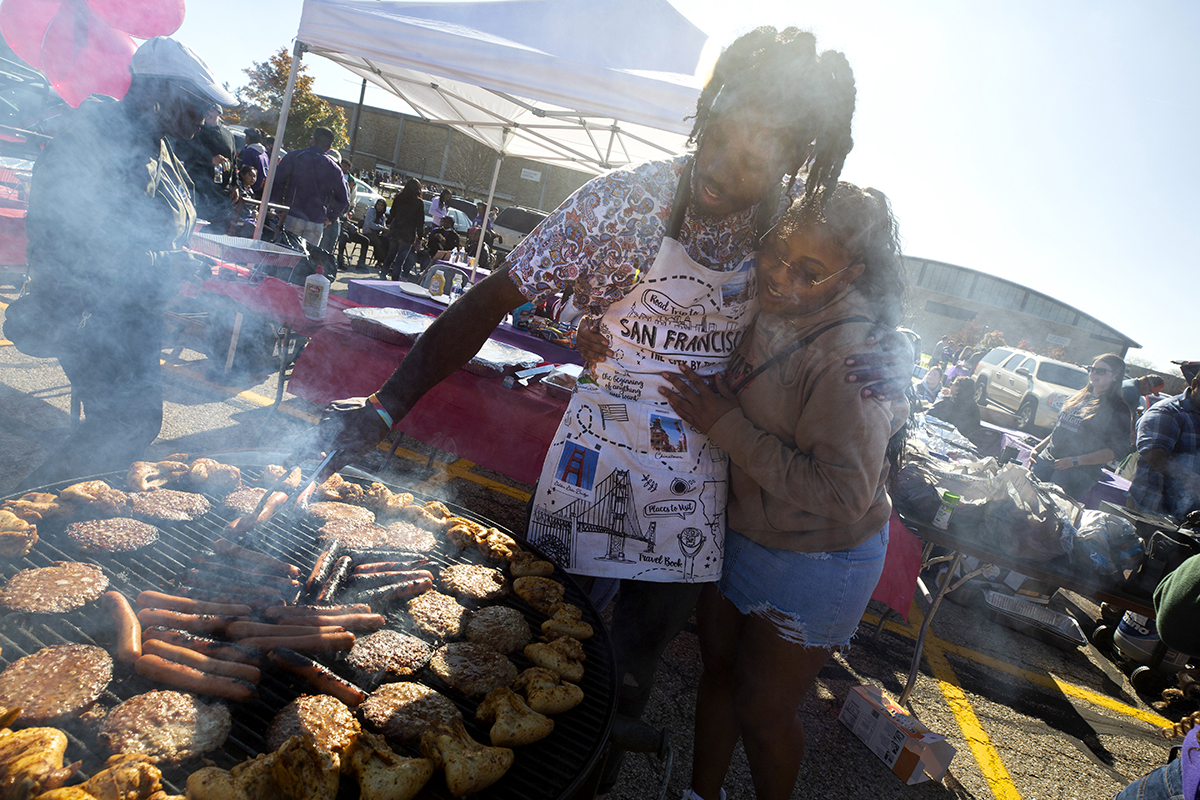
[186,460,241,496]
[183,767,249,800]
[313,474,363,504]
[260,466,301,490]
[31,788,93,799]
[1,493,65,524]
[58,482,130,518]
[227,735,338,800]
[475,687,554,747]
[0,511,37,559]
[77,754,163,800]
[419,718,513,798]
[524,636,585,683]
[507,550,554,577]
[512,576,565,615]
[0,726,79,800]
[347,731,433,800]
[514,667,585,715]
[126,461,191,493]
[477,528,519,561]
[541,603,594,641]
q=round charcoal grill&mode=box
[0,456,618,799]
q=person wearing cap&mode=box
[172,105,235,230]
[1122,373,1167,418]
[237,128,270,198]
[1129,362,1200,519]
[8,36,233,488]
[270,127,350,249]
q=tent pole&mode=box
[253,41,305,242]
[472,152,503,283]
[348,77,367,157]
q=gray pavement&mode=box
[0,275,1188,800]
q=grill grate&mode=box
[0,464,617,799]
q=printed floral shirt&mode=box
[507,155,795,317]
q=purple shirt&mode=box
[271,146,350,224]
[238,143,269,196]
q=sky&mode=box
[172,0,1199,372]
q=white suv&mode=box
[972,347,1089,432]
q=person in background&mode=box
[944,346,975,381]
[360,198,390,268]
[1128,361,1200,519]
[1122,374,1166,419]
[929,376,999,451]
[932,335,947,367]
[271,127,349,248]
[429,188,453,227]
[382,177,424,280]
[663,183,907,800]
[421,215,460,269]
[914,364,944,405]
[8,36,231,488]
[228,164,258,236]
[1030,353,1132,501]
[238,128,269,197]
[317,150,348,254]
[172,105,234,230]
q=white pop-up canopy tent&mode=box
[256,0,714,257]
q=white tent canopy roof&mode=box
[295,0,712,173]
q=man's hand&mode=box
[576,317,613,367]
[658,365,739,435]
[845,328,915,401]
[1052,457,1077,471]
[292,397,392,476]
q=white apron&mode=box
[527,175,761,582]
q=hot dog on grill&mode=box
[184,567,301,592]
[305,540,343,595]
[178,577,284,599]
[136,608,243,636]
[134,654,257,701]
[235,631,355,654]
[226,490,289,535]
[355,573,434,608]
[102,591,141,663]
[177,586,278,610]
[273,613,386,631]
[212,539,301,577]
[314,555,353,604]
[225,621,345,639]
[261,603,372,620]
[349,570,429,590]
[141,639,261,684]
[136,590,252,617]
[351,559,429,575]
[268,647,366,706]
[141,627,264,665]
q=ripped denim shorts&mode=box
[717,525,889,649]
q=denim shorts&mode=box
[1111,757,1183,800]
[718,525,888,649]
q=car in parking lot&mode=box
[972,347,1090,431]
[349,176,384,223]
[422,199,472,235]
[492,205,548,254]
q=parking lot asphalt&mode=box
[0,276,1189,800]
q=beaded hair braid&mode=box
[687,26,857,200]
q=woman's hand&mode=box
[575,317,613,366]
[1052,457,1076,471]
[659,364,739,435]
[845,328,915,400]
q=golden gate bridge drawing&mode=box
[529,468,656,569]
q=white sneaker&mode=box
[682,789,726,800]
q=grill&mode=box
[0,460,618,799]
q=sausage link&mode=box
[141,627,264,665]
[184,568,301,592]
[134,654,257,701]
[351,559,428,575]
[273,613,386,631]
[226,490,290,535]
[177,586,277,610]
[348,570,429,590]
[141,639,261,684]
[356,573,433,609]
[179,576,283,599]
[305,541,343,595]
[262,603,372,620]
[268,647,366,706]
[136,590,252,617]
[235,632,355,654]
[226,621,344,639]
[103,591,141,664]
[136,608,242,635]
[313,555,354,604]
[212,539,301,577]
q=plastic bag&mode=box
[1072,509,1143,579]
[980,463,1078,561]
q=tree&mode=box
[979,330,1007,350]
[443,134,499,199]
[227,48,348,151]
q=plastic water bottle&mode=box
[451,273,464,299]
[213,162,223,184]
[302,266,330,321]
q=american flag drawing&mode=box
[599,404,629,429]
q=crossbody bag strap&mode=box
[729,315,873,395]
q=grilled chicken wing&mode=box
[419,718,513,797]
[513,667,585,715]
[475,687,554,747]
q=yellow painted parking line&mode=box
[0,339,11,346]
[443,458,532,502]
[861,610,1170,728]
[926,641,1023,800]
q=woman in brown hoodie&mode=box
[662,183,908,800]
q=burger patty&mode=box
[317,519,389,550]
[129,489,211,522]
[267,694,360,755]
[306,502,375,526]
[0,561,108,613]
[99,690,231,763]
[381,521,438,553]
[464,606,532,654]
[359,682,461,745]
[346,630,433,684]
[439,565,509,602]
[406,590,467,640]
[429,642,518,698]
[0,644,112,724]
[221,487,267,515]
[66,517,159,553]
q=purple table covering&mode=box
[346,279,582,366]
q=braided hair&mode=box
[688,27,857,199]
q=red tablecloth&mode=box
[189,277,361,336]
[874,510,924,621]
[287,324,566,485]
[0,206,26,265]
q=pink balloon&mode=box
[86,0,183,39]
[0,0,61,70]
[42,4,134,107]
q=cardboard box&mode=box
[838,684,956,784]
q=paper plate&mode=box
[398,282,431,297]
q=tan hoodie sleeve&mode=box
[706,352,896,526]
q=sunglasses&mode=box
[760,245,854,288]
[1088,366,1113,376]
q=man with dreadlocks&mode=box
[314,25,898,790]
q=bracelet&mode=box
[1072,456,1080,468]
[367,393,396,430]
